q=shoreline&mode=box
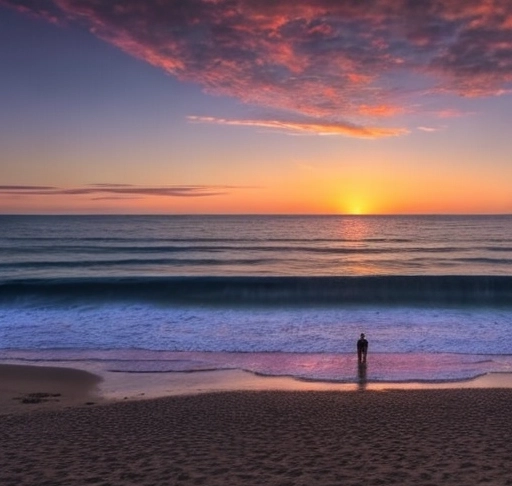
[2,360,512,415]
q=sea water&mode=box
[1,214,511,383]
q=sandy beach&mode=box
[2,364,512,485]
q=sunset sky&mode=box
[1,0,512,214]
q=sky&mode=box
[1,0,512,215]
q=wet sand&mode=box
[0,363,103,414]
[2,363,512,485]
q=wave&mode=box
[0,245,415,258]
[2,236,415,243]
[2,350,511,384]
[0,258,276,269]
[3,243,510,260]
[7,244,495,255]
[1,275,511,307]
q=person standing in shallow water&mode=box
[357,333,368,363]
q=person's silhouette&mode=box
[357,333,368,363]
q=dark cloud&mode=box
[0,184,239,198]
[90,197,144,201]
[0,185,57,190]
[3,0,512,135]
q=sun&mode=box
[349,205,363,215]
[335,193,373,215]
[343,198,367,215]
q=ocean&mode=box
[1,214,511,384]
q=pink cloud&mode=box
[433,108,474,119]
[4,0,512,135]
[187,116,407,139]
[417,126,441,132]
[358,104,405,117]
[0,0,61,23]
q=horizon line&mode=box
[1,213,511,217]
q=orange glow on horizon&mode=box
[1,168,511,215]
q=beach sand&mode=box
[2,364,512,486]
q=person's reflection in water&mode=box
[357,362,368,391]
